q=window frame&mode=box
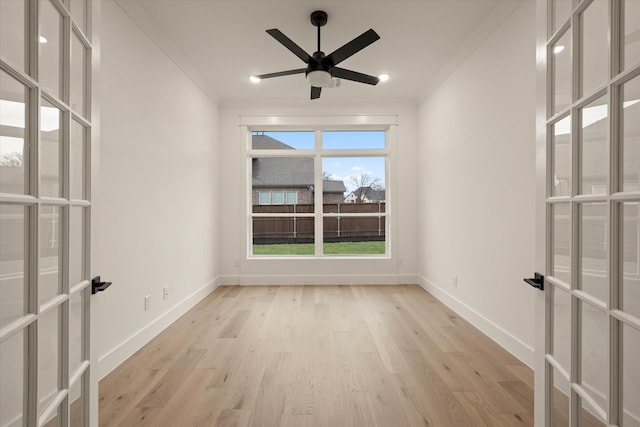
[244,117,397,259]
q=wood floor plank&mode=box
[99,285,535,427]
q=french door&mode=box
[0,0,95,425]
[537,0,640,425]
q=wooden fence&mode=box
[253,203,385,244]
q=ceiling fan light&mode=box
[306,70,332,87]
[378,73,390,82]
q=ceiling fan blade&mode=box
[266,29,313,63]
[255,69,306,79]
[325,29,380,66]
[332,67,379,85]
[311,86,322,99]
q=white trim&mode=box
[218,274,417,286]
[240,114,398,128]
[417,275,535,368]
[97,279,219,380]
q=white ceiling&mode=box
[115,0,518,106]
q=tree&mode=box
[350,173,382,202]
[322,171,332,181]
[0,152,24,167]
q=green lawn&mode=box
[252,241,385,255]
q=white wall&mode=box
[94,0,219,378]
[417,1,537,366]
[217,102,419,285]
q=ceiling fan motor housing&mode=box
[310,11,328,27]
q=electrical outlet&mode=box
[452,276,458,287]
[144,295,151,311]
[163,286,169,300]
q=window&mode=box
[258,192,270,205]
[249,129,388,257]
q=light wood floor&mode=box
[99,285,535,426]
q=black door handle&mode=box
[92,276,112,294]
[523,272,544,290]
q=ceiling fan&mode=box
[252,10,381,100]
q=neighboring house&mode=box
[252,135,346,204]
[345,186,386,203]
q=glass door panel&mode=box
[40,0,63,99]
[0,0,26,72]
[553,31,572,114]
[580,95,608,195]
[580,203,608,303]
[624,0,640,70]
[0,329,25,427]
[0,204,27,328]
[0,69,28,195]
[40,99,62,198]
[581,0,609,96]
[621,323,640,426]
[621,74,640,193]
[621,202,640,318]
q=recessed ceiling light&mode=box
[553,45,565,54]
[378,73,390,82]
[249,75,261,84]
[39,36,48,44]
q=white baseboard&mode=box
[97,279,219,380]
[217,274,418,286]
[417,275,535,369]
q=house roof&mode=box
[251,134,346,193]
[252,134,293,150]
[349,186,386,201]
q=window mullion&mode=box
[314,130,323,256]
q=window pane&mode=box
[69,373,85,427]
[323,157,384,204]
[272,191,284,205]
[323,217,385,255]
[1,69,27,195]
[0,0,25,71]
[621,202,640,319]
[581,0,609,96]
[624,0,640,70]
[70,119,86,200]
[552,286,571,370]
[252,156,314,207]
[622,74,640,192]
[322,131,385,150]
[553,30,572,114]
[0,204,27,328]
[552,0,572,35]
[40,0,63,99]
[580,203,608,303]
[69,207,85,287]
[40,205,61,305]
[69,0,87,35]
[580,94,608,195]
[39,306,60,416]
[252,217,314,255]
[550,363,570,427]
[553,203,571,284]
[258,192,270,205]
[552,116,571,196]
[70,33,86,116]
[41,98,62,198]
[579,395,607,426]
[622,323,640,426]
[285,192,297,205]
[252,131,315,150]
[69,290,84,375]
[0,329,25,427]
[580,301,608,413]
